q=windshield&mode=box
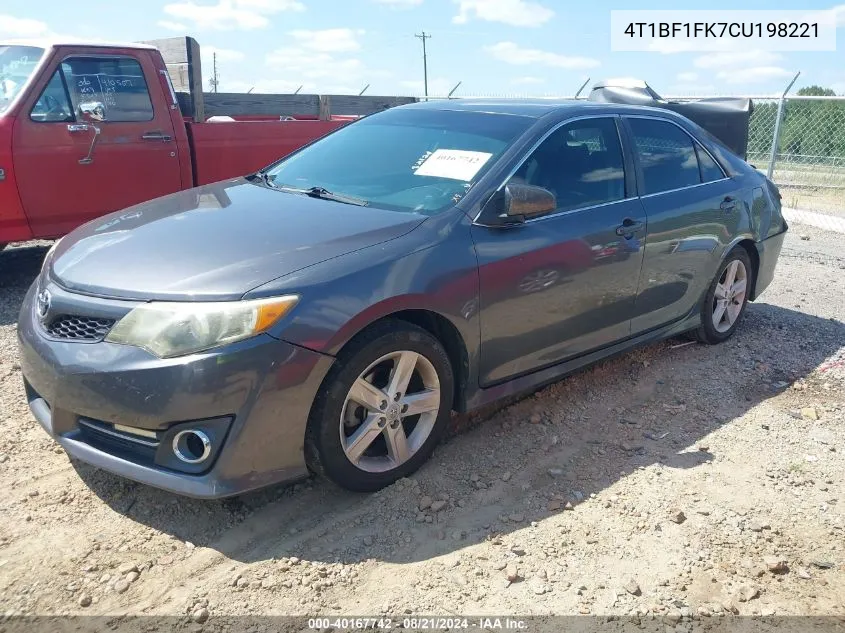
[0,45,45,114]
[264,108,534,214]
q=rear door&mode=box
[623,115,742,334]
[13,48,181,238]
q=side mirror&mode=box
[504,183,557,223]
[78,101,105,122]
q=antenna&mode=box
[574,77,591,98]
[294,85,303,95]
[415,31,431,99]
[359,84,370,96]
[447,81,462,99]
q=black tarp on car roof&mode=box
[588,79,753,160]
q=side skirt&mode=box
[462,311,702,412]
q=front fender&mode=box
[244,209,481,372]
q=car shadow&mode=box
[69,301,844,569]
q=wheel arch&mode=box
[326,307,471,413]
[724,237,760,301]
[737,239,761,300]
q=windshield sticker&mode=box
[411,151,433,171]
[413,149,493,181]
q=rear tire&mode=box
[695,247,754,344]
[305,320,454,492]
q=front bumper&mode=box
[17,281,334,498]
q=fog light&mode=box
[172,429,211,464]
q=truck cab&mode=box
[1,38,360,248]
[1,41,191,244]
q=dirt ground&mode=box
[0,226,843,631]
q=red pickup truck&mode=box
[0,39,350,249]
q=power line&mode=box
[415,31,431,100]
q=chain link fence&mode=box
[746,96,845,224]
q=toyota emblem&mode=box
[36,289,51,320]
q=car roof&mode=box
[402,98,678,119]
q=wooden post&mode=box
[140,36,204,122]
[186,37,204,122]
[318,95,331,120]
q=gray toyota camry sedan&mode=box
[18,100,787,498]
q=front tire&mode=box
[305,320,454,492]
[695,247,753,344]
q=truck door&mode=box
[12,48,182,238]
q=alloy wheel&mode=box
[339,350,441,473]
[712,259,748,333]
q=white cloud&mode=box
[453,0,554,27]
[665,83,716,96]
[266,49,363,79]
[484,42,600,69]
[676,72,698,83]
[694,50,781,70]
[375,0,423,5]
[512,76,545,85]
[162,0,304,31]
[716,66,793,85]
[157,19,188,31]
[202,46,246,65]
[208,47,246,62]
[400,77,457,96]
[288,28,364,53]
[0,14,51,38]
[802,5,845,27]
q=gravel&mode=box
[0,227,843,618]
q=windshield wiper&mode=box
[277,185,368,207]
[250,170,278,189]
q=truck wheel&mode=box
[305,321,454,492]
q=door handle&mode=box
[615,218,645,238]
[720,196,737,211]
[67,123,89,133]
[141,131,173,142]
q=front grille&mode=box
[46,315,115,341]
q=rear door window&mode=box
[696,144,726,183]
[627,118,702,195]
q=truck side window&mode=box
[30,69,73,123]
[60,56,154,122]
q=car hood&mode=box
[48,179,427,301]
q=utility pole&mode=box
[415,31,431,99]
[209,52,219,93]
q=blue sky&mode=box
[2,0,844,97]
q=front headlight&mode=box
[105,295,299,358]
